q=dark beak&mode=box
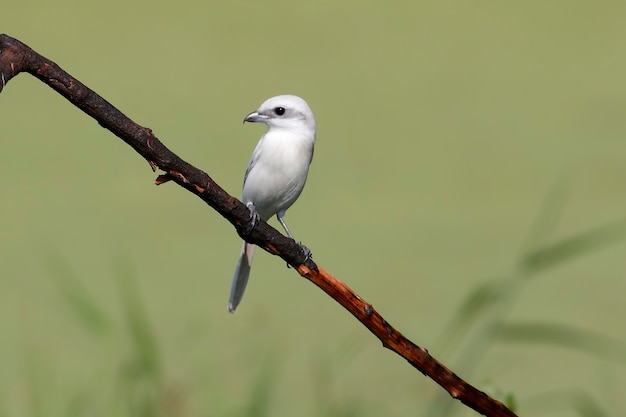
[243,111,268,124]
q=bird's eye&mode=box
[274,107,286,116]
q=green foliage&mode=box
[115,258,164,417]
[42,249,112,337]
[43,253,168,417]
[41,183,626,417]
[498,322,626,363]
[242,354,280,417]
[427,184,626,416]
[527,389,610,417]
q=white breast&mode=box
[242,128,314,220]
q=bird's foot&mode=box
[243,202,261,236]
[286,241,312,268]
[297,242,312,262]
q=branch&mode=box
[0,34,517,417]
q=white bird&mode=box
[228,95,316,313]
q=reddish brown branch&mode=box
[0,34,516,417]
[298,264,515,416]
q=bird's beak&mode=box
[243,111,268,124]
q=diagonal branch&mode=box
[0,34,517,417]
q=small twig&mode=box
[0,34,516,417]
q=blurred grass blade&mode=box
[311,350,370,417]
[114,256,164,417]
[498,322,626,363]
[434,280,500,352]
[518,176,571,255]
[528,389,610,417]
[115,257,162,381]
[245,353,280,417]
[434,182,571,353]
[427,183,619,417]
[23,349,45,417]
[42,249,111,336]
[522,218,626,275]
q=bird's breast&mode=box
[241,131,314,220]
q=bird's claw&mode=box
[243,202,261,236]
[286,241,312,269]
[298,242,312,262]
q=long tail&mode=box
[228,241,256,313]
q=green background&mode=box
[2,1,626,416]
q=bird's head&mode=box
[243,94,316,134]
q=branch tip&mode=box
[155,174,172,185]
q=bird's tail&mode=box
[228,241,256,313]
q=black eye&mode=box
[274,107,285,116]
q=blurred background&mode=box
[2,1,626,416]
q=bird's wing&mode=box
[243,135,266,186]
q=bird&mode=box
[228,95,316,313]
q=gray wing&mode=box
[243,135,265,187]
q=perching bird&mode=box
[228,95,316,313]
